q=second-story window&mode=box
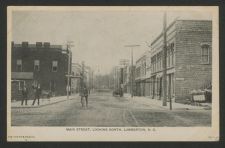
[170,43,175,66]
[52,60,58,72]
[167,48,171,68]
[34,60,40,71]
[16,59,22,72]
[151,56,156,73]
[157,54,160,71]
[171,43,175,66]
[144,62,146,75]
[158,52,162,70]
[201,44,210,64]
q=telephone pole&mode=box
[162,12,167,106]
[81,61,85,88]
[66,41,74,99]
[124,44,140,98]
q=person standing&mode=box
[84,87,89,107]
[21,85,28,106]
[80,85,89,108]
[32,83,41,106]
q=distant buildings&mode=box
[112,66,121,90]
[123,65,135,94]
[112,59,130,91]
[135,52,147,96]
[71,63,82,94]
[11,42,72,100]
[71,62,94,94]
[119,59,129,93]
[85,65,94,91]
[134,20,212,103]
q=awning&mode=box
[11,72,33,80]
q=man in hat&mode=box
[80,85,89,108]
[21,85,28,106]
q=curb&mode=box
[11,98,75,109]
[128,97,210,111]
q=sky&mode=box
[12,8,212,75]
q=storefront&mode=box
[11,72,34,101]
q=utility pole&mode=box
[124,44,140,98]
[162,12,167,106]
[169,76,172,110]
[67,45,70,99]
[131,48,133,97]
[91,70,94,91]
[81,61,85,89]
[66,41,74,99]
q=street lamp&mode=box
[124,44,140,98]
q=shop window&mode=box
[16,59,22,72]
[50,80,56,92]
[151,56,156,73]
[166,50,169,68]
[18,81,25,91]
[34,60,40,71]
[52,60,58,72]
[171,74,175,95]
[158,52,162,70]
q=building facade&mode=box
[112,66,121,90]
[149,20,212,103]
[11,42,72,100]
[135,53,147,96]
[144,51,151,97]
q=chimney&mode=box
[36,42,42,48]
[43,42,50,48]
[22,42,28,48]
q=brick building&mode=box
[144,51,151,97]
[149,20,212,103]
[135,53,147,96]
[11,42,72,100]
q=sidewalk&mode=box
[123,93,211,110]
[11,94,79,108]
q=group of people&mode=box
[21,84,41,106]
[21,82,90,108]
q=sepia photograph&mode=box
[7,6,219,141]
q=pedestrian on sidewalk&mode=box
[80,85,89,108]
[21,85,28,106]
[32,83,42,106]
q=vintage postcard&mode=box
[7,6,219,141]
